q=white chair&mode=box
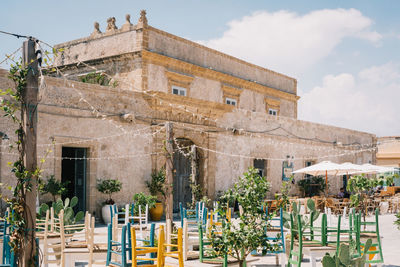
[64,215,108,267]
[182,218,200,260]
[42,210,62,267]
[125,203,148,238]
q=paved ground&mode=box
[3,213,399,266]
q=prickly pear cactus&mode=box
[38,196,84,227]
[322,239,372,267]
[282,199,320,232]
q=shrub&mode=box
[297,176,326,197]
[96,178,122,205]
[146,168,166,198]
[210,167,272,267]
[38,175,69,202]
[132,192,157,214]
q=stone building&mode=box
[377,137,400,168]
[0,11,376,216]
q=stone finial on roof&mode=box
[106,17,118,32]
[90,21,102,37]
[137,10,148,28]
[121,14,133,31]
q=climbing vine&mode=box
[1,60,41,265]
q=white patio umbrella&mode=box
[292,161,357,191]
[356,164,396,174]
[335,162,364,176]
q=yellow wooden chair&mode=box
[163,224,184,267]
[131,224,163,267]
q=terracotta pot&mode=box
[102,204,112,224]
[149,202,164,221]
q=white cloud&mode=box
[299,62,400,136]
[200,8,381,76]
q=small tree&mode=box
[275,176,293,210]
[38,175,69,202]
[210,167,273,267]
[96,178,122,204]
[146,168,166,199]
[395,212,400,230]
[346,174,383,219]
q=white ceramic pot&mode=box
[102,204,112,224]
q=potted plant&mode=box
[146,168,166,221]
[132,192,157,220]
[97,178,122,224]
[38,175,69,203]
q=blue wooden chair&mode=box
[1,213,15,267]
[106,221,155,267]
[110,204,126,226]
[251,208,285,266]
[179,202,207,228]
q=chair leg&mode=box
[280,253,286,267]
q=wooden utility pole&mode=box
[22,39,38,265]
[165,122,174,221]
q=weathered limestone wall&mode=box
[214,111,375,196]
[146,27,297,95]
[146,63,296,118]
[377,137,400,167]
[54,30,139,66]
[0,72,159,215]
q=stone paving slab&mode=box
[6,213,400,266]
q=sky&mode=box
[1,0,399,137]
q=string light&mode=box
[0,37,390,164]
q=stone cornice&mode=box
[146,26,297,85]
[142,50,299,103]
[264,97,280,107]
[142,90,234,120]
[165,69,194,85]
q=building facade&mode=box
[0,11,376,216]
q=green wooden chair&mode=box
[288,213,344,267]
[198,222,228,267]
[355,209,384,264]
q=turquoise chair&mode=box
[180,202,207,227]
[1,214,15,267]
[110,204,126,225]
[106,222,155,266]
[251,207,285,258]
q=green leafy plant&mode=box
[395,212,400,230]
[132,192,157,214]
[210,167,273,267]
[346,174,385,219]
[96,178,122,205]
[275,176,292,210]
[39,196,84,227]
[297,176,326,197]
[79,72,118,87]
[38,175,69,202]
[282,198,320,239]
[322,238,372,267]
[146,168,166,199]
[0,60,52,262]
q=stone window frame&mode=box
[172,85,187,96]
[165,69,194,97]
[268,108,278,116]
[265,97,280,116]
[225,97,237,106]
[304,159,316,179]
[253,158,267,177]
[222,84,242,107]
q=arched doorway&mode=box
[173,138,197,212]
